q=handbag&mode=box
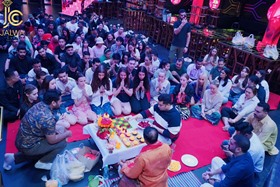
[244,34,255,48]
[176,92,186,104]
[232,31,244,45]
[175,105,190,120]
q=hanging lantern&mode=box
[171,0,181,5]
[209,0,220,10]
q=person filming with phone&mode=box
[169,9,191,64]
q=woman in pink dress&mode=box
[71,73,97,125]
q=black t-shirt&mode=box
[9,55,32,75]
[113,79,133,102]
[54,46,66,60]
[36,53,60,74]
[171,20,191,48]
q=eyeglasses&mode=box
[180,14,187,17]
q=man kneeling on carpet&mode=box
[131,94,182,144]
[3,90,72,170]
[201,134,255,187]
[119,127,172,187]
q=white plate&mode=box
[168,160,181,172]
[181,154,198,167]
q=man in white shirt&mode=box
[27,59,49,84]
[187,57,207,81]
[66,17,78,36]
[56,68,76,107]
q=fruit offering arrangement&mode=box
[96,113,113,139]
[112,117,132,129]
[97,113,113,128]
[118,130,145,148]
[138,121,151,129]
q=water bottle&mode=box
[103,165,109,180]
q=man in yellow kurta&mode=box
[246,102,279,155]
[119,127,172,187]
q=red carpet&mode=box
[168,118,229,177]
[6,117,229,176]
[5,120,90,153]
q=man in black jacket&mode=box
[36,46,60,75]
[0,69,23,123]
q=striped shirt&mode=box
[141,105,182,142]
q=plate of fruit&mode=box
[138,120,152,129]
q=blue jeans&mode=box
[228,90,243,105]
[91,102,113,117]
[61,95,74,107]
[191,105,221,125]
[169,45,184,64]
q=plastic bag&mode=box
[244,34,255,48]
[264,45,279,60]
[64,150,85,182]
[50,153,69,185]
[232,31,244,45]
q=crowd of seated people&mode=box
[1,10,278,184]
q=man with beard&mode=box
[54,36,67,67]
[60,44,82,69]
[56,68,76,107]
[246,102,279,155]
[169,9,191,64]
[36,46,60,75]
[3,90,72,171]
[201,134,254,187]
[9,45,33,80]
[0,69,23,123]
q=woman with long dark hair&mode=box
[216,68,232,104]
[256,69,270,102]
[202,47,219,72]
[130,66,150,113]
[90,64,113,116]
[229,66,250,104]
[78,39,94,60]
[137,40,147,63]
[173,73,194,119]
[111,67,133,115]
[119,52,130,68]
[62,27,72,44]
[20,84,39,119]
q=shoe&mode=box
[34,161,52,170]
[268,147,279,156]
[3,153,15,170]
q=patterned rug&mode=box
[168,172,202,187]
[101,171,202,187]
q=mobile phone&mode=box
[220,144,228,151]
